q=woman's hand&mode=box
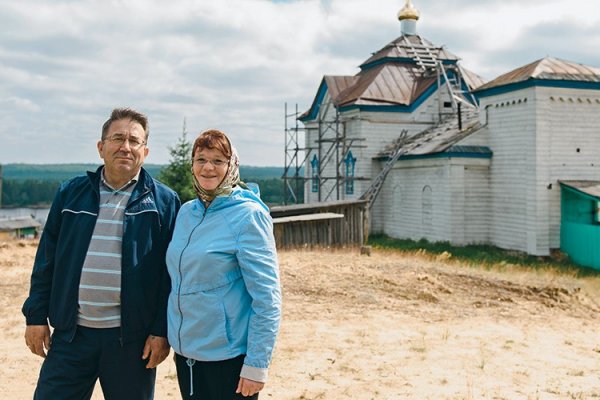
[236,377,264,397]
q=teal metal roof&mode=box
[559,180,600,201]
[396,145,492,161]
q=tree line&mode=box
[1,177,300,208]
[1,179,61,207]
[1,132,304,208]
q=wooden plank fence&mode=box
[270,200,368,249]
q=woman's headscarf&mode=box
[192,146,242,206]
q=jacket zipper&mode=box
[119,187,151,347]
[176,206,208,355]
[71,181,101,343]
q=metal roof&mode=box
[475,57,600,92]
[559,180,600,200]
[300,34,486,121]
[323,76,358,101]
[377,109,485,158]
[301,62,482,119]
[0,216,41,231]
[459,65,487,91]
[336,62,437,107]
[360,35,459,68]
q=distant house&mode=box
[0,217,41,239]
[296,0,600,269]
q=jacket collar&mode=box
[87,166,154,203]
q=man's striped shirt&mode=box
[77,172,138,328]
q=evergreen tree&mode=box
[157,121,196,203]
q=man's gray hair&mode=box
[101,108,149,140]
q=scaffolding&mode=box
[400,40,478,117]
[282,99,369,205]
[282,103,307,205]
[283,41,478,206]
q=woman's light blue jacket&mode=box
[166,186,281,382]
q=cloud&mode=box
[1,0,600,166]
[1,96,41,112]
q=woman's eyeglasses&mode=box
[194,158,229,167]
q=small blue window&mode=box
[311,154,319,193]
[344,151,356,195]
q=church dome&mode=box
[398,0,420,21]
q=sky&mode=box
[1,0,600,167]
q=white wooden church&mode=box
[297,0,600,257]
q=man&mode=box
[22,108,180,399]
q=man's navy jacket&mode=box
[22,166,180,343]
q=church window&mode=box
[344,151,356,195]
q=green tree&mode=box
[157,122,196,203]
[1,179,60,207]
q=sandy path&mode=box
[1,241,599,399]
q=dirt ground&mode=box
[1,239,599,399]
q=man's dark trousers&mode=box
[33,326,156,400]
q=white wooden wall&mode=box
[477,88,535,253]
[301,75,600,256]
[463,163,491,244]
[303,82,454,205]
[479,85,600,255]
[536,86,600,251]
[376,157,490,244]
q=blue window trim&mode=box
[311,154,319,193]
[344,151,356,195]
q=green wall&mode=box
[560,186,600,270]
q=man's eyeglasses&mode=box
[193,157,229,168]
[104,134,146,150]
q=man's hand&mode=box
[25,324,51,358]
[236,377,264,397]
[141,335,170,369]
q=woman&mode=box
[166,129,281,399]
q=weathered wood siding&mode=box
[270,200,368,249]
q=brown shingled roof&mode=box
[476,57,600,92]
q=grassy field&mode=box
[369,234,600,277]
